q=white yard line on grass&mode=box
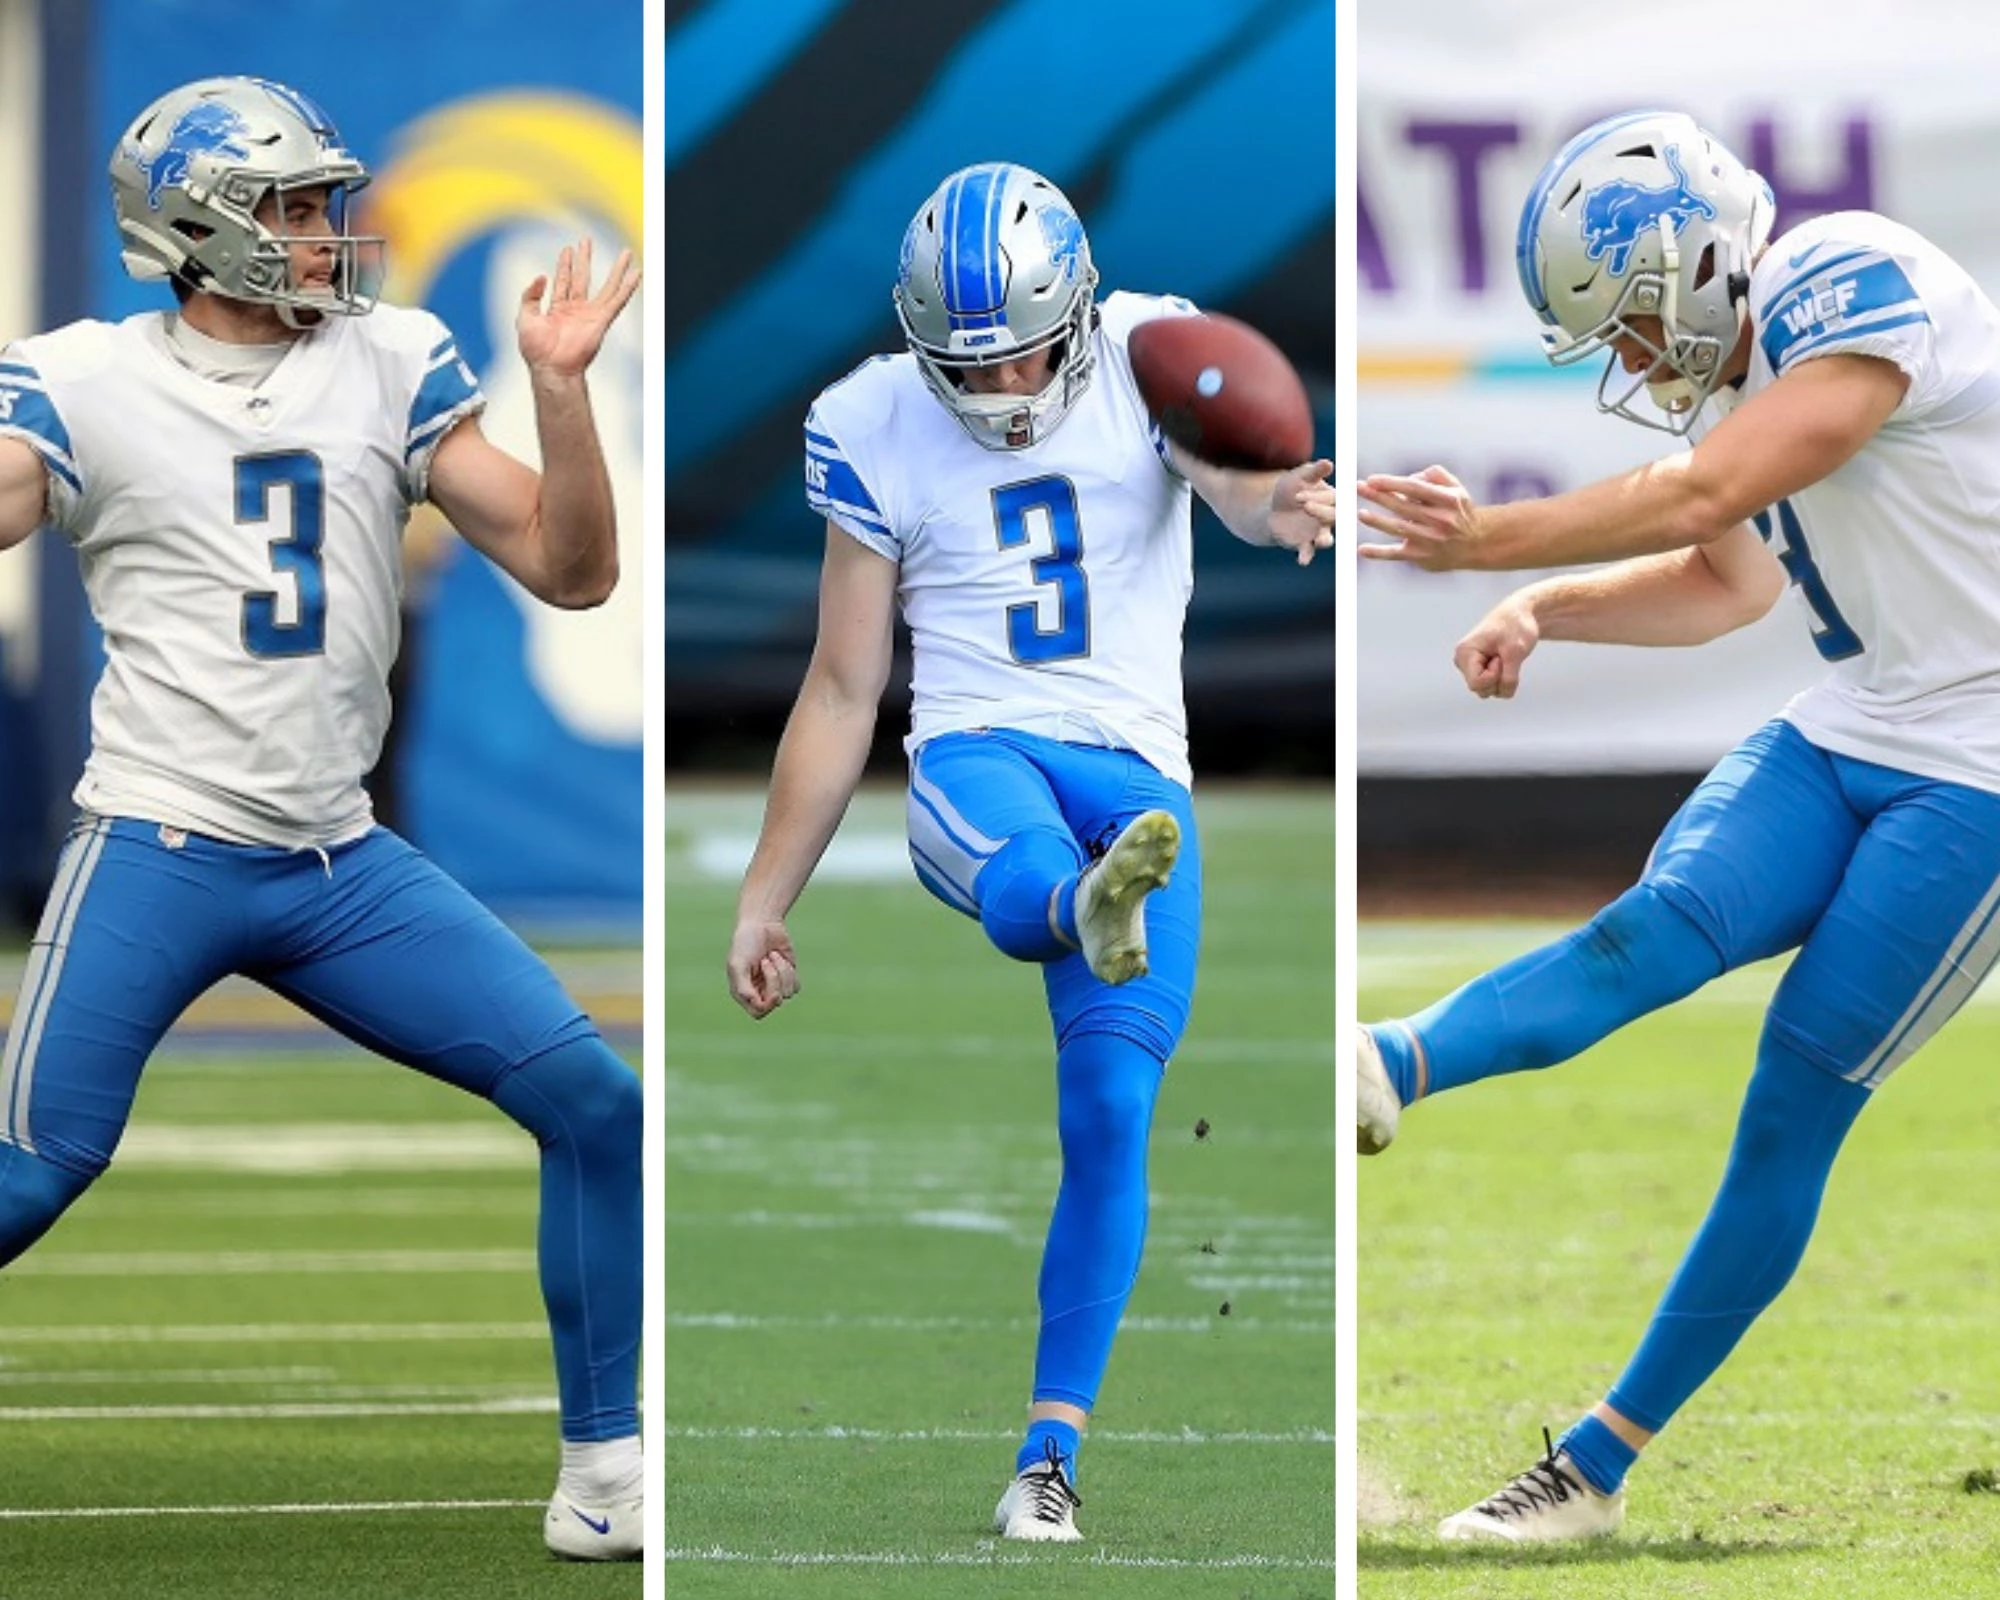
[667,1311,1335,1334]
[0,1322,546,1345]
[0,1397,556,1421]
[660,1424,1333,1445]
[0,1499,543,1522]
[10,1249,535,1277]
[662,1547,1338,1571]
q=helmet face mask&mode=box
[893,163,1099,449]
[110,77,386,328]
[1516,110,1773,435]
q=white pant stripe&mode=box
[905,764,1004,908]
[2,818,110,1152]
[1857,864,2000,1086]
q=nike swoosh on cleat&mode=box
[570,1509,612,1536]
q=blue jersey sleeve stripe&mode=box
[813,455,882,518]
[406,349,482,454]
[426,336,454,360]
[0,426,81,493]
[0,381,78,475]
[1775,309,1932,371]
[1764,246,1878,312]
[1760,257,1923,370]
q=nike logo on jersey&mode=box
[570,1508,613,1536]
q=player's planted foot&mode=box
[1436,1431,1625,1543]
[1074,810,1180,985]
[544,1486,643,1561]
[994,1438,1084,1542]
[1357,1026,1401,1154]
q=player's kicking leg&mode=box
[254,829,643,1561]
[1433,738,2000,1540]
[1356,722,1858,1154]
[908,732,1200,1539]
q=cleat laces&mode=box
[1467,1428,1585,1523]
[1019,1438,1082,1527]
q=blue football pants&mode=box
[0,817,641,1442]
[909,731,1202,1415]
[1381,720,2000,1441]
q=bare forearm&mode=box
[1522,545,1766,647]
[738,677,879,924]
[527,369,619,607]
[1175,448,1280,545]
[1475,454,1731,570]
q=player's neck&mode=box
[177,292,306,347]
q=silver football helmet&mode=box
[109,76,384,326]
[1515,110,1773,433]
[893,163,1099,449]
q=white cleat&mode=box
[1357,1026,1401,1155]
[1074,810,1180,985]
[544,1487,643,1561]
[1436,1436,1625,1543]
[993,1441,1083,1542]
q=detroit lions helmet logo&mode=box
[1579,144,1717,278]
[132,101,252,210]
[1039,204,1085,283]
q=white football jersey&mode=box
[0,306,483,847]
[1695,211,2000,793]
[805,291,1198,786]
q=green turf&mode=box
[0,1011,640,1597]
[664,785,1336,1597]
[1360,920,2000,1598]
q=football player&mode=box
[0,78,642,1560]
[726,162,1334,1541]
[1357,108,2000,1540]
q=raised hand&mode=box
[517,237,641,380]
[1268,457,1337,566]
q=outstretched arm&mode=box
[727,526,899,1019]
[1171,444,1335,566]
[1453,522,1787,699]
[1359,353,1908,571]
[427,238,642,609]
[0,439,47,552]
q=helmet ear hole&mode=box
[1692,243,1717,292]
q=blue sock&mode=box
[1556,1414,1638,1496]
[1394,884,1723,1099]
[1017,1417,1082,1480]
[1606,1032,1869,1433]
[1030,1031,1164,1420]
[1369,1022,1421,1106]
[974,832,1084,962]
[489,1036,643,1442]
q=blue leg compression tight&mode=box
[1555,1034,1870,1493]
[976,831,1082,964]
[489,1036,644,1443]
[1021,1029,1165,1479]
[1371,883,1725,1104]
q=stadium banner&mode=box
[664,0,1336,749]
[1360,0,1994,774]
[74,0,642,913]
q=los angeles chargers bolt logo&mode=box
[1579,144,1717,277]
[132,101,252,210]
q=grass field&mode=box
[664,785,1336,1597]
[0,950,640,1600]
[1361,920,2000,1598]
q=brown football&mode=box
[1127,312,1314,471]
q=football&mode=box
[1127,312,1314,470]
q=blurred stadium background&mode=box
[1353,3,2000,901]
[0,4,640,1593]
[663,0,1336,1585]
